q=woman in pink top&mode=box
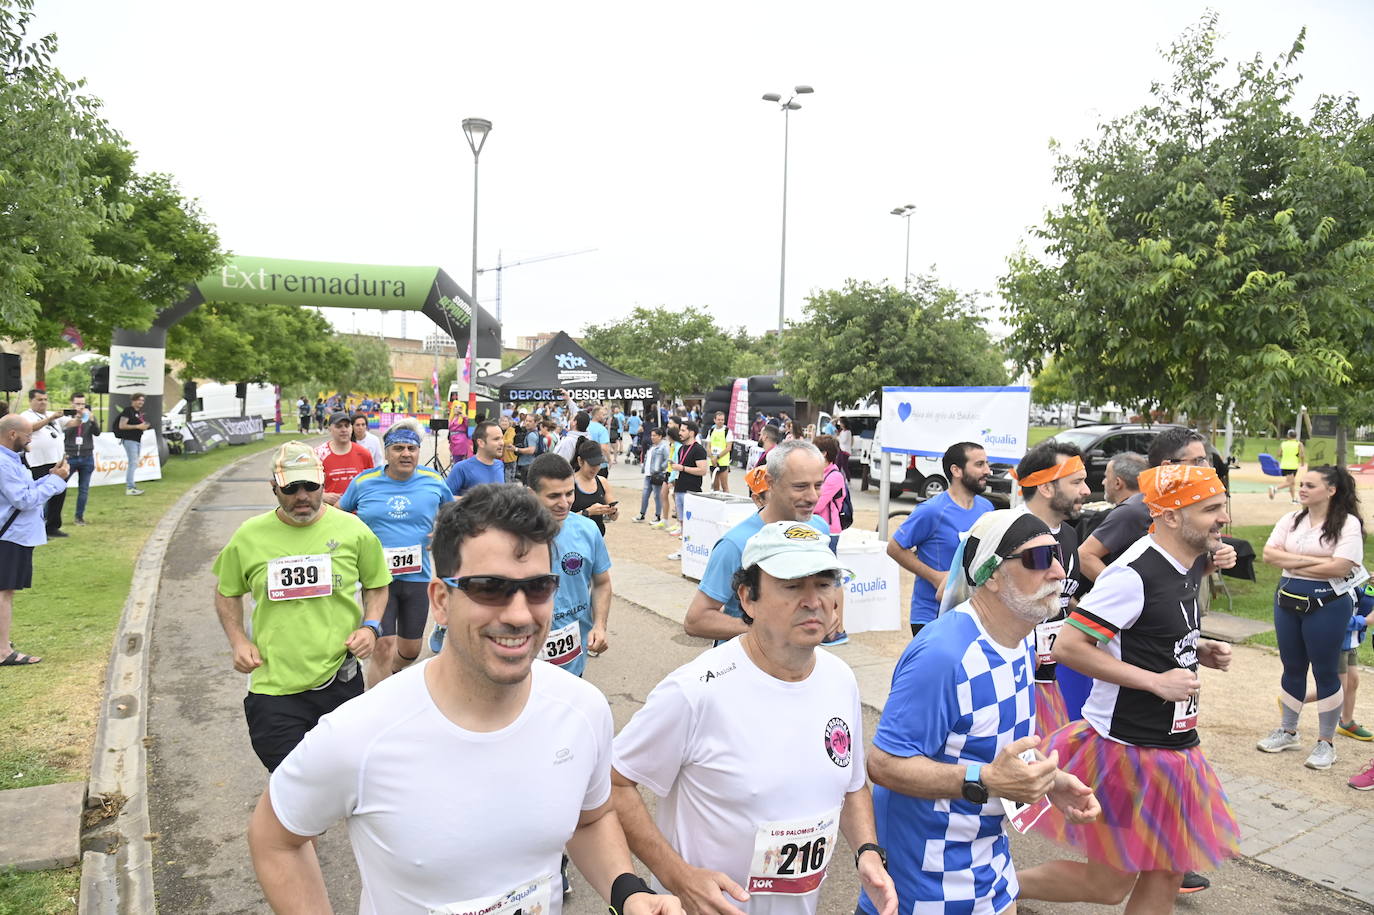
[1257,465,1365,771]
[813,434,850,646]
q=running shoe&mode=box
[126,487,144,496]
[1338,720,1374,741]
[1305,740,1336,770]
[650,520,666,529]
[429,625,447,654]
[1256,728,1301,753]
[1348,759,1374,790]
[1178,871,1210,894]
[667,525,681,535]
[666,551,681,561]
[821,630,849,646]
[633,515,646,523]
[1268,485,1277,500]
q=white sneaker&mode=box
[666,551,681,561]
[1306,740,1336,770]
[1268,485,1277,500]
[126,487,144,496]
[1257,728,1301,753]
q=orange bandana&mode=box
[745,465,770,495]
[1010,454,1086,489]
[1139,464,1225,517]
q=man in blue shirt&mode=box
[684,439,832,643]
[587,405,612,475]
[512,413,541,484]
[525,453,613,678]
[625,410,643,464]
[445,420,506,496]
[885,442,994,636]
[0,414,70,666]
[338,419,453,685]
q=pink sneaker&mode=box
[1349,758,1374,790]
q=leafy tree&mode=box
[777,276,1008,406]
[330,335,394,397]
[1001,15,1374,430]
[43,356,106,403]
[0,0,120,329]
[168,303,348,387]
[25,144,223,381]
[1030,358,1079,406]
[581,307,737,401]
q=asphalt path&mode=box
[144,450,1370,914]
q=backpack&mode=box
[534,431,548,456]
[826,465,854,530]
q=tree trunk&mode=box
[34,342,46,386]
[1336,414,1348,469]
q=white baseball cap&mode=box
[742,521,848,580]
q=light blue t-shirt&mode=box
[518,430,540,467]
[445,456,505,496]
[698,512,832,620]
[627,414,642,435]
[339,467,453,582]
[549,512,612,677]
[891,491,994,624]
[587,421,611,446]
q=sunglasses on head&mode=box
[442,574,560,605]
[1004,543,1064,571]
[279,480,321,495]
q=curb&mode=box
[78,445,276,915]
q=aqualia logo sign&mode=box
[980,427,1020,448]
[844,570,888,598]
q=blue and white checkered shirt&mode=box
[860,601,1035,915]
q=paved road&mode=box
[144,450,1371,913]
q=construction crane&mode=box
[477,248,597,325]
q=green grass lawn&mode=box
[0,433,292,915]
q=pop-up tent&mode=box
[485,331,659,403]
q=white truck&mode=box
[163,383,277,434]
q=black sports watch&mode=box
[854,843,887,868]
[360,620,383,639]
[961,763,989,804]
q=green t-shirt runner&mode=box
[214,505,390,695]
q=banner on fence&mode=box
[879,386,1031,464]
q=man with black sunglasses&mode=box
[865,510,1099,915]
[247,484,679,915]
[213,441,390,773]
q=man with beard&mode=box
[862,510,1100,915]
[1018,465,1240,912]
[213,442,390,771]
[684,440,832,643]
[1010,442,1091,736]
[886,442,995,636]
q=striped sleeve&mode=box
[1068,561,1144,642]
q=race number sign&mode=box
[1001,749,1052,834]
[428,873,553,915]
[384,544,423,576]
[1034,619,1064,667]
[1172,691,1199,734]
[537,621,582,667]
[266,554,332,601]
[746,808,840,895]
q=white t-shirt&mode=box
[360,432,385,467]
[1265,510,1364,582]
[269,659,613,915]
[22,409,67,466]
[613,638,866,915]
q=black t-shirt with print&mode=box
[674,441,708,493]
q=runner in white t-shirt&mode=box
[612,521,898,915]
[248,485,683,915]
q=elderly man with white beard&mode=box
[859,510,1100,915]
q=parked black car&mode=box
[1046,424,1228,499]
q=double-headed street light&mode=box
[891,204,916,291]
[761,85,813,339]
[461,117,492,416]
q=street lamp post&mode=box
[462,117,492,419]
[891,204,916,291]
[761,85,813,340]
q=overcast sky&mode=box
[32,1,1374,346]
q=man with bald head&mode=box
[0,414,71,666]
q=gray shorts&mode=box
[1339,647,1359,675]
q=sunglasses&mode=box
[279,481,322,494]
[1004,543,1064,571]
[442,574,560,605]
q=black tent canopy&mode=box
[485,331,659,403]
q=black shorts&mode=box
[243,664,362,771]
[1282,469,1297,477]
[0,540,34,591]
[384,579,431,641]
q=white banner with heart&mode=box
[879,386,1031,464]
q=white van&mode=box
[163,383,277,433]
